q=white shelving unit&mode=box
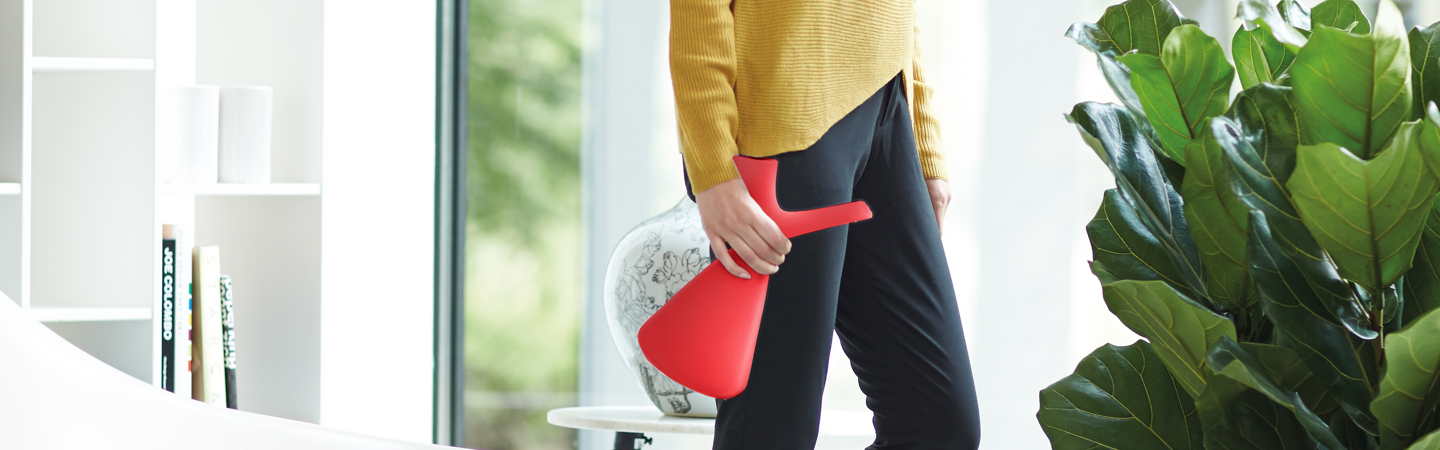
[161,182,320,196]
[0,0,440,440]
[32,56,155,72]
[1,0,326,425]
[29,306,153,323]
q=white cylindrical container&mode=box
[217,86,273,184]
[160,86,220,184]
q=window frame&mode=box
[433,0,468,445]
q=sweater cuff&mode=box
[915,132,947,181]
[919,153,948,181]
[683,148,741,194]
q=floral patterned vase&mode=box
[603,197,718,417]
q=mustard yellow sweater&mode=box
[671,0,945,193]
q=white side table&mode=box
[547,406,874,449]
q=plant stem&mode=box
[1374,299,1386,365]
[1374,333,1386,367]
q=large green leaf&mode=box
[1244,340,1339,415]
[1286,125,1440,294]
[1233,0,1313,89]
[1071,102,1210,304]
[1413,112,1440,323]
[1068,23,1151,125]
[1223,84,1304,180]
[1214,109,1375,339]
[1311,0,1372,34]
[1419,104,1440,179]
[1199,388,1321,449]
[1096,271,1237,399]
[1096,0,1196,56]
[1090,190,1200,299]
[1238,0,1311,51]
[1414,24,1440,119]
[1373,308,1440,450]
[1248,211,1381,432]
[1234,24,1300,89]
[1067,0,1196,125]
[1331,406,1383,450]
[1121,25,1235,162]
[1197,337,1347,450]
[1408,430,1440,449]
[1290,0,1412,160]
[1408,204,1440,326]
[1183,128,1254,316]
[1038,341,1203,450]
[1181,85,1301,324]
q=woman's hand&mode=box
[695,178,792,279]
[927,179,950,235]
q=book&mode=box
[175,226,193,397]
[219,275,238,409]
[192,246,225,406]
[159,226,178,392]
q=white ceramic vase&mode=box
[602,198,718,417]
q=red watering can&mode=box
[638,155,873,399]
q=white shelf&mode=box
[0,183,18,195]
[160,183,321,196]
[28,306,152,323]
[32,57,155,72]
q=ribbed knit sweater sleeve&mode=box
[911,22,947,181]
[670,0,741,194]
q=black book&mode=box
[220,275,238,409]
[160,226,178,392]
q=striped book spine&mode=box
[220,275,238,409]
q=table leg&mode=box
[612,431,652,450]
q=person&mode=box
[669,1,982,449]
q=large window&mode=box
[461,0,583,448]
[437,0,1440,448]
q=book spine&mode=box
[175,227,192,397]
[160,228,177,392]
[192,246,225,406]
[220,275,238,409]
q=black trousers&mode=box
[683,73,981,450]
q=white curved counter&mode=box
[0,294,457,449]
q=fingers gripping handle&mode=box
[732,155,873,238]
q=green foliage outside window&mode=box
[464,0,582,447]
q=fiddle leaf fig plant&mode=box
[1042,0,1440,448]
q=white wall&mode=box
[321,0,437,443]
[195,0,326,424]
